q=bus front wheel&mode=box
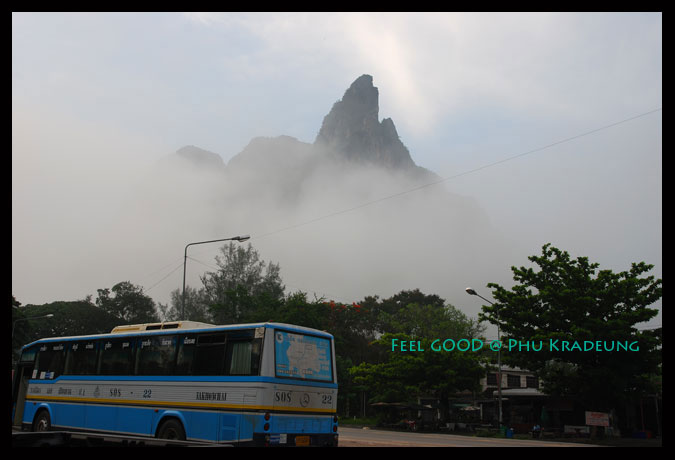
[157,418,186,441]
[33,410,51,432]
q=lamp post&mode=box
[466,287,503,428]
[182,235,250,321]
[12,313,55,364]
[12,313,54,341]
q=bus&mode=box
[11,321,338,446]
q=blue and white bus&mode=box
[11,321,338,446]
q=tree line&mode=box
[12,243,661,425]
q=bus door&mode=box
[12,346,37,427]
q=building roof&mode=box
[497,388,546,397]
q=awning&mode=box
[370,402,433,410]
[497,388,545,397]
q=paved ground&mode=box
[337,426,599,447]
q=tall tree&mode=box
[480,243,662,412]
[160,286,212,323]
[96,281,160,324]
[200,243,285,324]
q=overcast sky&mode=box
[12,12,661,333]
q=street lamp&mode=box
[466,287,503,428]
[12,313,55,362]
[182,235,250,321]
[12,313,54,340]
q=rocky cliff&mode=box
[315,74,417,171]
[173,74,436,184]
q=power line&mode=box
[137,244,236,293]
[254,107,662,240]
[144,262,184,292]
[186,256,219,271]
[138,256,184,282]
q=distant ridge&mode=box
[176,145,225,169]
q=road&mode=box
[337,426,599,447]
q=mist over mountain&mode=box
[11,14,662,334]
[145,75,512,311]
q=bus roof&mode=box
[110,320,216,333]
[20,322,333,349]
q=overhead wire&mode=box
[144,261,184,292]
[254,107,662,241]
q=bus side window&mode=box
[34,343,65,379]
[98,339,135,375]
[176,334,197,375]
[225,339,261,375]
[193,333,227,375]
[136,335,177,375]
[64,341,98,375]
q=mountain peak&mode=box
[342,74,379,120]
[315,75,415,170]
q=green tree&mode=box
[160,286,212,323]
[480,243,662,412]
[349,293,486,422]
[265,291,328,329]
[12,298,120,363]
[200,243,285,324]
[96,281,160,324]
[360,289,446,335]
[350,333,485,422]
[383,302,484,340]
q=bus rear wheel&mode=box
[33,410,51,432]
[157,418,186,441]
